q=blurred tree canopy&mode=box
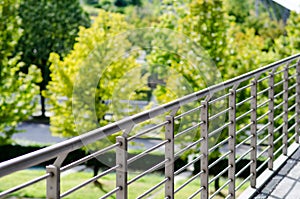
[45,10,143,138]
[15,0,90,117]
[0,0,42,144]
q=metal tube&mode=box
[283,65,289,155]
[209,180,231,199]
[257,75,271,83]
[258,134,270,146]
[137,178,168,199]
[257,99,271,109]
[208,151,231,169]
[175,171,203,194]
[209,122,231,137]
[174,105,203,120]
[257,87,270,96]
[236,109,252,121]
[61,143,120,172]
[274,134,285,145]
[209,136,231,153]
[296,59,300,143]
[209,107,231,121]
[116,136,128,199]
[128,121,168,141]
[175,138,203,157]
[174,155,203,175]
[208,93,231,104]
[209,165,230,184]
[236,122,253,135]
[128,140,168,164]
[187,187,204,199]
[236,96,253,107]
[175,121,203,138]
[0,173,50,198]
[200,100,209,199]
[61,165,119,198]
[165,115,174,199]
[46,165,60,199]
[235,135,253,150]
[99,187,121,199]
[228,89,236,199]
[235,173,253,191]
[250,79,257,188]
[235,161,253,178]
[128,159,168,185]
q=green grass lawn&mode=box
[0,169,248,198]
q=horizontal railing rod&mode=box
[128,159,168,185]
[60,165,120,198]
[174,105,203,120]
[175,138,204,157]
[209,108,231,121]
[99,187,121,199]
[137,178,168,199]
[256,158,270,173]
[174,171,203,194]
[236,109,253,121]
[127,140,168,164]
[208,151,231,169]
[235,135,253,149]
[187,187,204,199]
[209,165,231,184]
[0,173,51,198]
[257,134,270,146]
[288,133,297,143]
[174,155,203,175]
[208,93,231,104]
[235,148,253,164]
[209,179,231,199]
[257,75,271,83]
[1,53,299,177]
[128,121,169,141]
[61,142,120,172]
[257,99,271,109]
[208,136,231,153]
[236,122,253,135]
[235,173,253,191]
[174,122,203,139]
[257,146,271,158]
[274,134,285,145]
[235,161,253,178]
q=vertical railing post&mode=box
[295,60,300,143]
[165,115,175,199]
[46,165,60,199]
[46,152,67,199]
[201,99,209,199]
[268,70,275,169]
[228,89,236,199]
[283,65,289,155]
[250,79,257,188]
[116,136,128,199]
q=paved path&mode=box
[253,148,300,199]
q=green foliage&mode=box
[15,0,90,116]
[0,0,42,144]
[275,12,300,57]
[46,10,142,138]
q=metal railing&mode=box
[1,53,300,198]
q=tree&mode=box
[0,0,42,144]
[146,0,228,192]
[45,10,143,139]
[16,0,90,118]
